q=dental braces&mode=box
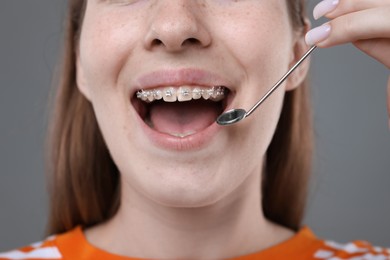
[136,86,226,102]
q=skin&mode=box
[75,0,390,259]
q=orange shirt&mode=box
[0,226,389,259]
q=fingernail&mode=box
[313,0,339,20]
[305,23,331,46]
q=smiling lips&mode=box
[134,85,229,139]
[131,69,233,150]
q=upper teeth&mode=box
[136,86,226,103]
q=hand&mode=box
[305,0,390,125]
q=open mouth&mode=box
[132,86,230,138]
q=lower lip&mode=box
[136,114,222,151]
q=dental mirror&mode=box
[216,45,317,126]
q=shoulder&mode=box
[313,239,390,259]
[282,227,390,260]
[0,227,82,260]
[0,235,62,260]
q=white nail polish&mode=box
[305,23,331,46]
[313,0,339,20]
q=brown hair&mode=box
[264,0,312,231]
[46,0,312,235]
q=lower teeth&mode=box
[168,131,196,138]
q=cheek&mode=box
[216,5,293,83]
[77,10,146,169]
[216,5,292,160]
[78,11,141,95]
[218,4,292,129]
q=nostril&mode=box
[151,39,164,46]
[184,38,201,45]
[152,37,202,49]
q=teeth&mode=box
[136,91,149,102]
[163,87,177,102]
[136,86,226,103]
[201,89,211,100]
[153,90,163,100]
[210,87,225,101]
[147,92,154,102]
[168,131,196,138]
[178,87,192,102]
[192,88,202,100]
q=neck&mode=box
[85,169,294,259]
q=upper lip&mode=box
[133,68,235,93]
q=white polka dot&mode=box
[0,247,62,259]
[325,241,368,254]
[314,249,335,259]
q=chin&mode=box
[121,163,235,209]
[147,186,225,209]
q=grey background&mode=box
[0,0,389,251]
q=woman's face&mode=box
[77,0,303,207]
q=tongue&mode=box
[149,100,220,136]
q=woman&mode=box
[1,0,389,259]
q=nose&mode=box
[144,1,212,52]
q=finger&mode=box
[354,39,390,69]
[313,7,390,47]
[326,0,390,20]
